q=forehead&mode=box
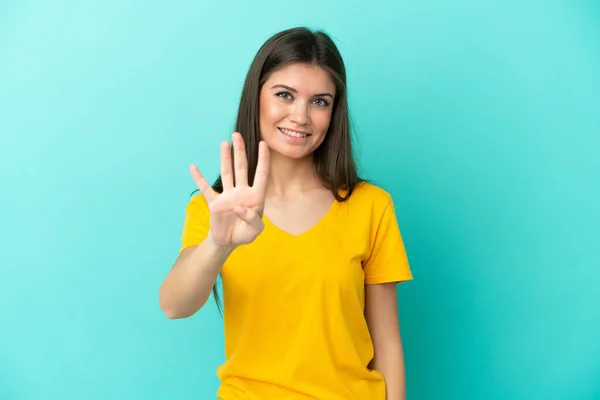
[265,63,336,94]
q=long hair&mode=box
[202,27,363,313]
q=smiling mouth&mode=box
[278,127,311,138]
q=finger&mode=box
[233,206,260,224]
[189,164,216,203]
[252,141,270,195]
[232,132,248,187]
[220,140,234,191]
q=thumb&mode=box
[233,206,260,224]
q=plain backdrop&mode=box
[1,1,599,399]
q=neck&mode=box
[266,152,321,199]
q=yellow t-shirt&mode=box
[180,181,413,400]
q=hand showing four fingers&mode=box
[189,132,271,249]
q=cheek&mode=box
[260,100,286,126]
[313,110,333,133]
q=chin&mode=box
[273,147,313,160]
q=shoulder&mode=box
[336,181,396,224]
[346,181,393,209]
[185,191,210,215]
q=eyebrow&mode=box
[270,84,334,99]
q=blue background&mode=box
[1,1,599,399]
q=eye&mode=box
[276,91,292,100]
[312,98,330,107]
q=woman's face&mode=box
[259,63,336,161]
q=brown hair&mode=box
[202,27,364,312]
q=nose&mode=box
[289,102,310,125]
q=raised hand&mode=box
[189,132,270,248]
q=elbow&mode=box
[161,304,187,319]
[158,289,204,319]
[160,301,192,319]
[158,289,188,319]
[159,298,180,319]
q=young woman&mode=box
[159,27,413,400]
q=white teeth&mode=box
[280,128,308,138]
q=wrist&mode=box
[206,232,237,256]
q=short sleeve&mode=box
[363,197,413,284]
[180,194,211,252]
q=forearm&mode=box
[159,237,234,318]
[372,343,407,400]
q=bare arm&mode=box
[159,133,270,319]
[159,238,234,319]
[365,282,407,400]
